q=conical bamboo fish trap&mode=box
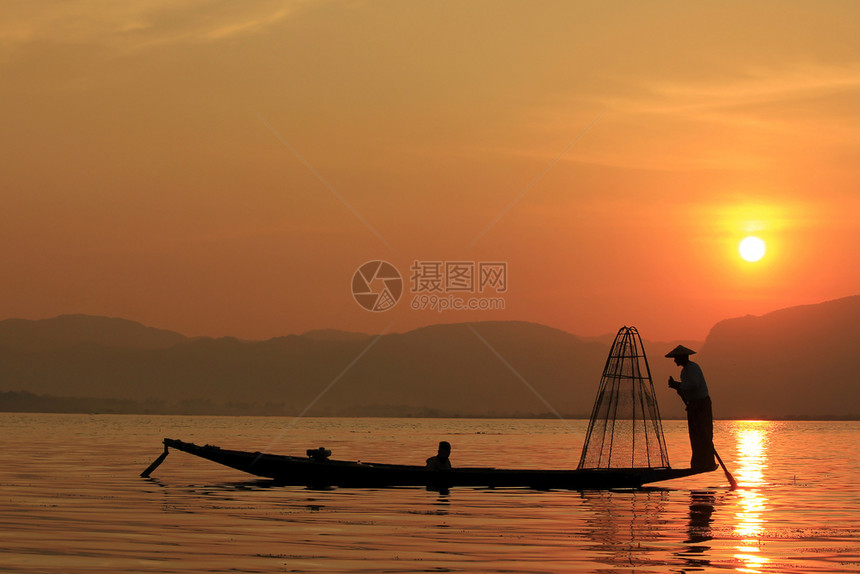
[578,326,671,470]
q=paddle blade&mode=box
[140,447,169,478]
[713,448,738,490]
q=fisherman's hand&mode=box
[668,377,679,390]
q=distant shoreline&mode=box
[1,391,856,421]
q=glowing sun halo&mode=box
[739,236,766,262]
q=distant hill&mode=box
[0,316,686,417]
[0,298,857,419]
[301,329,372,342]
[700,295,860,419]
[0,315,189,351]
[0,319,608,417]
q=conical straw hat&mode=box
[664,345,696,358]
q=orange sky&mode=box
[1,1,858,341]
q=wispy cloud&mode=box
[608,64,860,126]
[202,8,292,41]
[520,63,860,176]
[0,0,308,52]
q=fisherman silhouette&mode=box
[666,345,718,471]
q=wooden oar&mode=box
[675,392,739,490]
[140,445,169,478]
[713,447,738,490]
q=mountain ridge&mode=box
[1,295,857,418]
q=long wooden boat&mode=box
[142,438,711,489]
[141,328,733,490]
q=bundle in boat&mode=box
[578,326,670,471]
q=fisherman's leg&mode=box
[686,406,697,468]
[690,399,715,470]
[700,397,716,469]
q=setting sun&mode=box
[739,236,766,262]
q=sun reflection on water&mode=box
[732,422,771,572]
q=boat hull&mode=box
[160,438,708,490]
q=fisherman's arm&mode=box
[670,364,705,396]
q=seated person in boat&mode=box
[425,441,452,470]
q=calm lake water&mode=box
[1,414,858,573]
